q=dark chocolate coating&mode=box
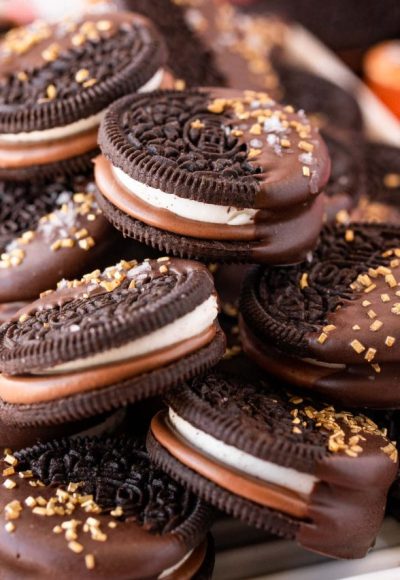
[0,437,214,579]
[149,372,398,558]
[240,222,400,407]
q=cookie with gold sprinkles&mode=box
[240,222,400,408]
[148,370,398,559]
[0,257,224,426]
[0,11,166,180]
[0,437,215,578]
[0,174,121,316]
[95,87,330,265]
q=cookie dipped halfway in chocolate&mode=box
[350,143,400,225]
[96,87,330,264]
[0,437,215,579]
[0,257,225,428]
[0,11,167,181]
[240,222,400,408]
[0,174,122,322]
[148,371,398,559]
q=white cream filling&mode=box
[112,166,258,226]
[36,294,218,374]
[158,550,194,579]
[169,409,318,496]
[0,68,164,144]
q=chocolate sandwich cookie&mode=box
[240,222,400,408]
[148,372,398,559]
[0,437,214,578]
[350,143,400,224]
[96,87,330,264]
[117,0,225,87]
[0,174,120,321]
[0,11,166,180]
[0,257,225,427]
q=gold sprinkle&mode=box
[365,347,377,362]
[392,303,400,314]
[53,525,63,534]
[372,363,381,373]
[190,119,205,129]
[370,320,383,332]
[68,541,84,554]
[249,123,262,135]
[3,479,16,490]
[381,294,391,303]
[5,522,15,534]
[350,339,365,354]
[25,496,36,508]
[289,396,303,404]
[2,467,15,477]
[17,71,28,81]
[248,148,261,159]
[299,272,308,289]
[280,138,291,148]
[367,309,377,319]
[362,300,371,307]
[358,274,372,287]
[96,20,112,31]
[298,140,314,152]
[46,84,57,99]
[78,237,95,251]
[352,324,361,331]
[159,265,168,274]
[108,521,117,529]
[345,230,354,242]
[174,79,186,91]
[85,554,96,570]
[385,273,397,288]
[207,98,226,114]
[302,166,310,177]
[4,454,17,466]
[317,332,328,344]
[364,284,377,293]
[292,426,302,434]
[384,173,400,188]
[385,336,396,347]
[110,506,123,517]
[323,324,336,332]
[72,33,85,46]
[75,68,90,83]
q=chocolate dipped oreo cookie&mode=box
[0,257,224,427]
[148,371,398,559]
[0,174,121,321]
[350,143,400,224]
[96,87,330,264]
[240,223,400,408]
[0,437,214,578]
[0,11,166,180]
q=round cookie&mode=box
[0,437,215,578]
[350,143,400,224]
[96,87,330,264]
[148,371,398,559]
[0,257,225,427]
[0,11,166,180]
[0,174,122,318]
[240,222,400,408]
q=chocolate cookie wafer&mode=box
[0,257,224,427]
[148,371,398,559]
[96,87,330,264]
[240,223,400,408]
[0,437,215,578]
[0,11,166,180]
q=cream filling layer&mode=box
[36,294,218,374]
[112,166,258,226]
[158,550,194,579]
[169,409,318,495]
[0,68,164,144]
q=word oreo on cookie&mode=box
[95,87,330,264]
[0,12,166,180]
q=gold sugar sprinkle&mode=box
[385,336,396,347]
[381,294,390,302]
[317,332,328,344]
[367,309,377,319]
[370,320,383,332]
[85,554,96,570]
[365,348,377,362]
[345,230,354,242]
[302,166,310,177]
[299,272,308,289]
[350,339,365,354]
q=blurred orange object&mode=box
[364,40,400,119]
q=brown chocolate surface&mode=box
[0,178,118,304]
[0,438,212,578]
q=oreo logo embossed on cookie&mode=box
[0,257,224,426]
[148,371,398,559]
[95,87,331,264]
[0,437,215,578]
[240,223,400,408]
[0,12,167,180]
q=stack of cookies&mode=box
[0,2,399,578]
